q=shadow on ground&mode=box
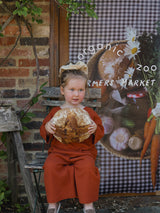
[58,195,160,213]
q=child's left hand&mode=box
[88,120,97,135]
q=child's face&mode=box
[60,78,86,106]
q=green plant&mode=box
[14,203,30,213]
[0,133,7,160]
[56,0,98,19]
[19,81,48,132]
[0,150,7,160]
[0,25,3,37]
[0,180,30,212]
[13,0,42,23]
[0,0,43,37]
[0,81,47,160]
[138,21,160,107]
[0,180,11,211]
[0,0,43,102]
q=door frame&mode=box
[49,0,69,86]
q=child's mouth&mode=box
[73,99,79,102]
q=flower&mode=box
[123,74,130,80]
[125,26,137,42]
[124,67,135,79]
[124,41,140,60]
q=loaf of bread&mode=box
[50,108,92,143]
[98,43,131,89]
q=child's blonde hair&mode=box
[60,69,88,88]
[59,62,88,88]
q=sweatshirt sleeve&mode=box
[40,107,60,143]
[85,107,104,144]
[93,112,104,144]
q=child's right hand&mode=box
[45,121,56,135]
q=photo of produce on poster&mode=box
[88,32,157,160]
[69,0,160,194]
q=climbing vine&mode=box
[0,0,97,106]
[0,0,43,107]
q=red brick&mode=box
[4,25,30,36]
[0,47,32,57]
[0,58,16,66]
[0,15,9,25]
[19,58,49,67]
[21,132,32,140]
[0,15,16,25]
[39,58,49,66]
[40,15,50,25]
[19,59,36,67]
[0,141,6,150]
[0,68,29,77]
[17,100,43,109]
[0,160,7,175]
[21,26,31,36]
[18,78,47,88]
[16,100,29,108]
[3,25,20,36]
[31,101,46,110]
[38,4,50,13]
[0,37,17,46]
[0,79,16,87]
[0,174,8,180]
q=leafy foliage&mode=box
[0,180,29,212]
[0,82,47,158]
[0,150,7,160]
[137,22,160,105]
[13,0,43,24]
[0,25,3,37]
[57,0,98,19]
[19,81,47,132]
[0,180,11,212]
[14,203,30,213]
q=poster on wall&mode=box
[69,0,160,194]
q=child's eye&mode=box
[79,89,84,92]
[70,89,74,91]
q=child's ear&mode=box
[60,86,64,95]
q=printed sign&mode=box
[70,0,160,194]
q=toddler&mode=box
[40,61,104,213]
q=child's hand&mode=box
[88,120,97,135]
[45,121,56,135]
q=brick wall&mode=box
[0,0,50,197]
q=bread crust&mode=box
[50,108,92,143]
[98,43,131,89]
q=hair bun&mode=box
[59,61,88,77]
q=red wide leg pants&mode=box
[43,152,100,204]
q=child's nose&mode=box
[74,90,79,96]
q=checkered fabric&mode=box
[97,142,160,194]
[69,0,160,63]
[69,0,160,194]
